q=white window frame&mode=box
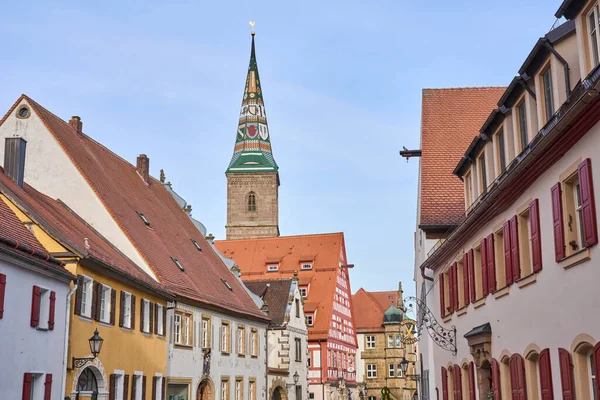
[575,182,585,247]
[122,292,132,329]
[37,287,50,329]
[221,380,229,400]
[366,336,375,349]
[306,315,313,326]
[202,318,210,349]
[389,364,395,378]
[235,380,242,400]
[267,264,279,272]
[174,313,182,345]
[81,276,93,318]
[183,314,191,346]
[133,372,143,400]
[155,304,164,336]
[142,299,150,333]
[154,374,163,400]
[397,366,403,378]
[367,364,377,379]
[301,263,313,270]
[237,327,245,355]
[387,334,394,348]
[299,287,307,298]
[114,371,125,400]
[588,5,600,68]
[221,323,230,353]
[99,285,112,324]
[251,329,258,356]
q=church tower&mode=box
[225,30,280,240]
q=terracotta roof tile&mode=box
[420,87,505,227]
[7,95,265,320]
[352,289,399,332]
[244,278,293,326]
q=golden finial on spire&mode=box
[249,21,256,36]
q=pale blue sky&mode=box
[0,1,564,298]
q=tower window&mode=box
[247,192,257,212]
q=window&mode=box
[137,211,150,226]
[299,287,307,298]
[31,286,52,330]
[518,209,533,277]
[81,276,93,318]
[301,263,312,270]
[367,364,377,379]
[295,299,300,318]
[387,335,394,348]
[518,101,528,152]
[395,334,401,348]
[590,352,597,400]
[202,318,211,349]
[183,314,191,346]
[167,383,190,400]
[250,329,258,356]
[156,304,164,336]
[237,326,245,355]
[142,299,151,333]
[588,5,600,68]
[191,239,203,252]
[497,128,506,171]
[389,364,395,377]
[366,336,375,349]
[114,373,125,400]
[221,322,231,353]
[465,170,474,208]
[154,376,163,400]
[221,379,229,400]
[174,314,181,344]
[174,311,192,346]
[473,246,482,299]
[249,381,256,400]
[563,172,587,254]
[172,257,185,271]
[99,285,111,323]
[235,380,242,400]
[121,292,132,329]
[478,153,487,194]
[221,279,233,291]
[456,260,465,309]
[247,192,257,212]
[494,229,507,288]
[295,338,302,362]
[542,67,554,122]
[397,365,403,378]
[267,264,278,272]
[133,373,143,400]
[306,314,313,326]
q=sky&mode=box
[0,0,565,299]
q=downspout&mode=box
[61,282,78,399]
[420,265,433,282]
[517,77,537,100]
[542,39,571,98]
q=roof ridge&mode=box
[423,86,506,91]
[363,290,387,313]
[215,231,344,243]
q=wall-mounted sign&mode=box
[400,319,418,345]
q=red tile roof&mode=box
[243,278,293,326]
[420,87,505,228]
[352,289,398,332]
[1,95,266,320]
[214,233,351,341]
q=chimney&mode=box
[69,116,83,134]
[136,154,150,184]
[4,137,27,188]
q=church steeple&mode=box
[226,30,278,174]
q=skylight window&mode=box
[137,211,150,226]
[267,264,279,272]
[221,278,233,291]
[171,257,184,271]
[191,239,203,252]
[301,263,313,270]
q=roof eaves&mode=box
[555,0,585,19]
[453,136,481,177]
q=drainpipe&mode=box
[517,77,537,100]
[542,39,571,98]
[420,265,433,282]
[61,283,78,399]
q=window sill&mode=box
[142,331,152,337]
[35,326,49,332]
[251,355,258,359]
[493,286,510,299]
[99,321,112,328]
[455,307,467,317]
[79,315,92,322]
[559,248,591,270]
[442,315,452,324]
[516,273,537,289]
[222,352,231,356]
[238,354,246,358]
[174,343,193,350]
[121,326,133,332]
[473,297,486,309]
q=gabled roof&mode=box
[352,289,399,332]
[419,87,505,230]
[1,95,267,321]
[244,278,294,327]
[555,0,586,19]
[214,233,351,341]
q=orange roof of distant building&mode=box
[420,87,505,229]
[215,232,355,343]
[352,288,399,332]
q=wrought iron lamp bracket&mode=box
[404,296,457,355]
[72,356,96,369]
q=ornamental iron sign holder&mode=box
[403,296,457,355]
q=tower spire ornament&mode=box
[249,21,256,35]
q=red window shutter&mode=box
[510,354,527,400]
[510,216,521,282]
[480,238,489,296]
[48,291,56,330]
[468,362,476,400]
[22,373,33,400]
[448,267,455,313]
[0,273,6,319]
[452,263,459,310]
[454,365,462,400]
[487,233,496,292]
[462,253,470,306]
[439,273,445,318]
[530,199,543,273]
[31,285,41,327]
[503,221,513,285]
[441,367,448,400]
[74,275,84,316]
[140,298,145,332]
[468,249,476,303]
[551,183,566,261]
[538,349,554,400]
[44,374,52,400]
[491,359,501,400]
[558,348,575,400]
[579,158,599,247]
[594,342,600,399]
[110,288,116,325]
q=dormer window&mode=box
[137,211,150,226]
[517,100,528,152]
[541,67,554,122]
[267,264,279,272]
[191,239,203,252]
[588,5,600,68]
[306,314,313,326]
[299,287,307,298]
[465,170,474,208]
[496,128,506,172]
[478,152,487,194]
[301,262,313,270]
[172,257,184,271]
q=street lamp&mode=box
[72,329,104,369]
[293,372,300,385]
[400,356,409,375]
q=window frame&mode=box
[221,322,231,354]
[247,192,257,213]
[366,335,375,349]
[306,314,313,327]
[299,287,307,298]
[588,5,600,69]
[250,329,258,357]
[517,100,528,152]
[496,127,507,172]
[367,364,377,379]
[81,276,93,318]
[155,304,164,336]
[174,310,193,347]
[142,299,151,333]
[221,379,230,400]
[465,170,474,208]
[237,326,246,356]
[202,317,211,349]
[389,363,395,378]
[122,291,132,329]
[518,207,533,277]
[541,66,554,122]
[295,337,302,362]
[99,284,112,324]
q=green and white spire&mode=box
[226,28,278,174]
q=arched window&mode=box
[77,367,98,392]
[247,192,257,212]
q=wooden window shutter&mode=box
[162,376,167,400]
[491,359,501,400]
[22,373,33,400]
[124,374,130,400]
[74,275,84,315]
[149,302,154,334]
[142,375,147,400]
[109,374,116,400]
[454,365,462,399]
[108,289,116,325]
[140,299,145,332]
[503,221,513,285]
[468,362,476,400]
[538,348,554,400]
[152,377,158,400]
[441,367,448,400]
[0,273,6,319]
[594,342,600,399]
[44,374,52,400]
[468,249,476,303]
[509,356,518,399]
[162,306,167,336]
[447,268,454,313]
[452,263,459,311]
[558,348,575,400]
[131,294,136,330]
[510,354,527,400]
[439,273,446,318]
[48,291,56,330]
[31,285,41,327]
[132,375,138,400]
[462,253,470,306]
[579,158,599,247]
[119,291,125,327]
[91,281,101,321]
[154,303,159,334]
[509,216,521,282]
[480,238,489,296]
[530,199,543,273]
[486,233,496,293]
[551,183,566,261]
